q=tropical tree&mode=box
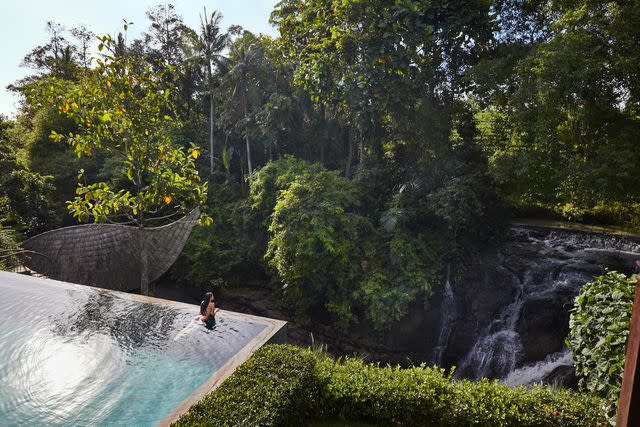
[219,31,266,176]
[0,116,55,234]
[192,8,229,178]
[26,31,210,294]
[70,25,95,70]
[272,0,495,162]
[473,0,640,225]
[144,3,187,67]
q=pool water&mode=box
[0,272,267,426]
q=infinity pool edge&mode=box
[0,271,288,427]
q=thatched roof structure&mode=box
[19,208,199,291]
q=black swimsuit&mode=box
[204,314,216,329]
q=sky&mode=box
[0,0,279,117]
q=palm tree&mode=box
[219,33,265,176]
[194,8,228,178]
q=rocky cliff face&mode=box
[211,225,640,387]
[443,226,640,385]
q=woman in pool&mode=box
[174,292,221,339]
[196,292,220,329]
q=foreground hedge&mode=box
[173,345,608,426]
[172,345,320,426]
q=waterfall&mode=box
[449,225,640,385]
[504,350,574,387]
[455,270,528,379]
[432,264,456,366]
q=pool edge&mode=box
[157,316,287,427]
[0,271,288,427]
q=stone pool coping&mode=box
[0,271,287,427]
[158,308,287,427]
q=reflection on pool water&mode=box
[0,272,267,426]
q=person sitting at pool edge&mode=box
[196,292,220,328]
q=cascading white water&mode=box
[458,330,523,379]
[449,226,640,385]
[432,264,456,366]
[504,350,574,387]
[455,270,529,379]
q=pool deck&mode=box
[0,271,287,427]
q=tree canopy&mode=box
[3,0,639,328]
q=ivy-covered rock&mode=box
[567,271,636,423]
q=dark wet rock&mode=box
[516,293,571,364]
[543,365,578,389]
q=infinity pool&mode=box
[0,272,284,426]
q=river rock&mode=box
[516,292,572,364]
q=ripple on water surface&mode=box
[0,274,266,426]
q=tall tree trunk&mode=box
[208,67,215,180]
[140,232,149,296]
[345,127,353,178]
[209,89,215,179]
[245,134,252,175]
[358,129,364,164]
[243,89,253,175]
[138,212,149,296]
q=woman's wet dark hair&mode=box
[200,292,214,316]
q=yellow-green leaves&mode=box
[27,33,209,227]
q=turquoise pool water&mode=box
[0,272,267,426]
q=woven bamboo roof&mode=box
[19,208,199,291]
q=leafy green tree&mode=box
[143,3,187,68]
[172,183,247,289]
[70,25,95,70]
[359,230,439,330]
[27,32,210,294]
[265,166,365,326]
[476,0,640,225]
[272,0,495,159]
[0,225,20,271]
[17,107,96,225]
[567,271,636,424]
[251,157,444,330]
[249,156,328,261]
[22,21,79,79]
[0,116,55,234]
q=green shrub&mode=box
[265,168,366,327]
[358,231,440,330]
[567,271,636,423]
[318,356,607,426]
[0,225,19,271]
[0,115,56,234]
[175,345,608,427]
[255,158,443,331]
[172,183,251,289]
[249,156,326,224]
[173,345,322,427]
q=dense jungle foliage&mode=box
[1,1,639,332]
